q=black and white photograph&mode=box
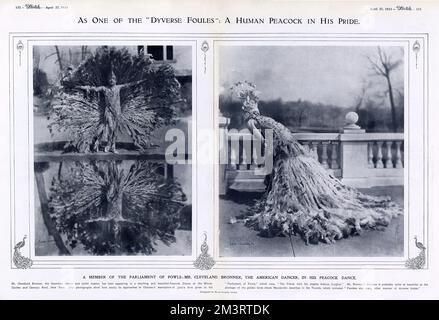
[2,0,437,301]
[218,45,405,258]
[33,44,193,256]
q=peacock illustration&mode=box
[49,161,187,255]
[405,236,426,269]
[13,236,33,269]
[49,46,184,153]
[193,232,215,270]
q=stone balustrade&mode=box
[219,112,404,194]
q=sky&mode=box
[219,45,404,108]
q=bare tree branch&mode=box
[366,55,387,76]
[353,79,371,112]
[366,46,403,132]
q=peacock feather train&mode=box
[232,82,402,246]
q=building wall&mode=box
[34,45,192,85]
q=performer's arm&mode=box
[247,119,265,142]
[120,78,148,89]
[76,85,105,92]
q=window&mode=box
[166,46,174,60]
[146,46,164,60]
[137,45,174,61]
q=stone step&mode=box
[226,169,269,180]
[228,178,266,192]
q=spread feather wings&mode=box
[49,161,186,255]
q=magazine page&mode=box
[0,0,438,300]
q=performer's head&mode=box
[108,70,117,86]
[231,81,260,116]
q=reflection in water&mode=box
[49,161,187,255]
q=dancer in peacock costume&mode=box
[232,82,402,247]
[46,46,188,255]
[50,46,183,152]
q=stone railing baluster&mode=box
[240,131,252,170]
[164,163,174,180]
[302,141,310,152]
[229,136,239,170]
[395,141,403,168]
[330,142,339,169]
[221,112,404,193]
[376,141,384,168]
[310,141,319,161]
[219,115,230,195]
[383,141,393,168]
[368,142,374,168]
[251,135,262,169]
[321,142,329,169]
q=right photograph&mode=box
[218,45,405,258]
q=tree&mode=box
[295,100,309,127]
[367,47,402,132]
[353,79,370,113]
[54,45,64,72]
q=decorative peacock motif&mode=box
[193,232,215,270]
[13,236,33,269]
[405,236,426,269]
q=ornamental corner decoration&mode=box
[13,235,33,269]
[412,40,421,69]
[16,40,24,67]
[193,232,215,270]
[201,40,209,74]
[405,236,426,269]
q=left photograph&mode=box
[33,45,193,256]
